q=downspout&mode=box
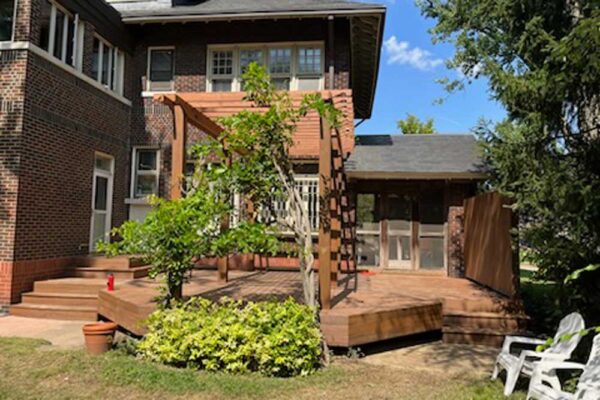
[327,15,335,90]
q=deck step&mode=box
[443,297,524,314]
[10,303,97,321]
[33,278,107,295]
[442,327,521,348]
[72,255,145,270]
[69,265,150,280]
[20,292,98,308]
[444,311,529,331]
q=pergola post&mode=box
[217,144,231,282]
[170,105,187,200]
[318,118,332,310]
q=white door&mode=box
[387,194,413,269]
[90,153,114,252]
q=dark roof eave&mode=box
[346,171,487,180]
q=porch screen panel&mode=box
[356,193,381,267]
[419,193,445,269]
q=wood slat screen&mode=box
[463,192,518,297]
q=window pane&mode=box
[298,47,321,74]
[135,175,157,197]
[150,49,174,82]
[268,48,291,74]
[0,0,15,41]
[419,237,444,269]
[211,50,232,76]
[212,79,232,92]
[101,42,110,85]
[65,14,75,65]
[400,236,411,260]
[53,9,65,60]
[111,49,119,91]
[357,234,380,267]
[92,37,100,79]
[95,156,112,172]
[92,213,107,247]
[420,193,444,234]
[39,1,51,50]
[389,235,398,260]
[240,49,262,73]
[297,77,321,91]
[136,150,157,171]
[388,195,411,231]
[356,193,380,231]
[271,78,290,91]
[94,176,108,211]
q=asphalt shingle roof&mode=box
[118,0,385,18]
[346,134,485,176]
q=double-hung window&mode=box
[92,35,124,95]
[0,0,16,41]
[131,148,160,198]
[39,0,84,70]
[209,49,234,92]
[147,47,174,92]
[207,43,324,92]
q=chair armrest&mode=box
[502,336,546,353]
[520,350,569,361]
[535,361,586,374]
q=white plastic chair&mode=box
[491,312,585,396]
[527,334,600,400]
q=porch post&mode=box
[171,105,187,200]
[217,144,231,282]
[318,118,332,310]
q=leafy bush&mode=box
[137,297,322,377]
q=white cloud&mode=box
[383,36,444,71]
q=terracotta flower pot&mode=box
[82,322,118,355]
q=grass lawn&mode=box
[0,337,526,400]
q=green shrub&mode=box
[137,297,322,377]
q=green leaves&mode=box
[397,113,436,134]
[138,298,322,377]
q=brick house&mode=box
[0,0,488,312]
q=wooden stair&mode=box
[10,256,149,321]
[441,296,528,347]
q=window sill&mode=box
[125,198,154,205]
[141,90,175,98]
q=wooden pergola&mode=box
[155,91,354,309]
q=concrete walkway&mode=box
[0,315,86,348]
[361,341,497,378]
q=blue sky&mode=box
[357,0,507,135]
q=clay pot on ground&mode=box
[82,322,118,355]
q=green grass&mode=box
[0,337,526,400]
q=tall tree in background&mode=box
[418,0,600,320]
[397,113,436,134]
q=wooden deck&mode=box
[98,270,525,347]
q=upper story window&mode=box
[39,0,84,70]
[207,42,324,93]
[0,0,16,41]
[92,35,124,95]
[147,47,174,92]
[131,148,160,198]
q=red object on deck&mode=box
[107,274,115,291]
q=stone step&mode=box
[10,303,98,321]
[442,327,522,348]
[20,292,98,308]
[73,255,145,270]
[444,311,529,331]
[68,265,150,280]
[33,278,107,295]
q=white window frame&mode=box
[146,46,175,92]
[206,42,325,93]
[93,34,124,95]
[43,0,83,70]
[130,147,161,199]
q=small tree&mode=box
[397,113,436,134]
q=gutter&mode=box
[120,8,386,24]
